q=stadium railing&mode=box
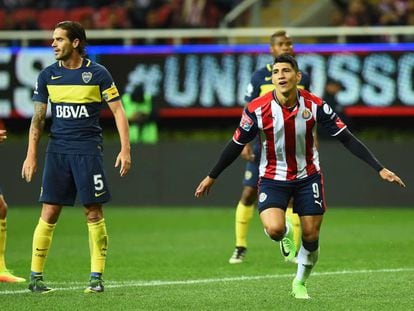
[1,26,414,46]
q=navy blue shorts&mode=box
[242,136,261,188]
[242,160,259,188]
[40,152,111,206]
[257,173,326,216]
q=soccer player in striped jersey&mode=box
[229,30,309,264]
[21,21,131,294]
[195,54,405,299]
[0,130,26,283]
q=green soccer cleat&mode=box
[28,275,54,294]
[229,246,247,264]
[0,269,26,283]
[280,216,297,263]
[84,277,104,293]
[291,279,310,299]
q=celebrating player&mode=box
[21,21,131,293]
[195,54,405,299]
[229,30,309,264]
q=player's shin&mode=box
[31,218,56,274]
[295,240,319,283]
[286,206,301,250]
[235,201,254,247]
[88,218,108,274]
[0,219,7,271]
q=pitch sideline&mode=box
[1,267,413,295]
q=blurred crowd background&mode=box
[1,0,413,37]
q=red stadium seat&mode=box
[0,9,5,29]
[38,9,67,30]
[12,8,38,29]
[67,6,96,29]
[95,6,128,29]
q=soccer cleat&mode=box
[84,277,104,293]
[28,275,54,293]
[229,246,247,264]
[0,269,26,283]
[291,279,310,299]
[280,216,297,263]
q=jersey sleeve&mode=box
[244,71,262,103]
[32,70,49,103]
[317,101,347,136]
[299,71,311,91]
[232,108,259,145]
[99,66,121,103]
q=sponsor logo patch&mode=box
[95,191,107,197]
[323,103,333,115]
[240,111,254,131]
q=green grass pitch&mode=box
[1,206,413,310]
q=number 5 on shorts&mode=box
[94,174,104,191]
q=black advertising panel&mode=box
[1,43,414,119]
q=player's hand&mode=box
[115,149,131,177]
[21,157,37,183]
[240,144,255,162]
[0,129,6,142]
[379,168,406,188]
[195,176,216,198]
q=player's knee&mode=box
[241,187,257,205]
[0,200,7,213]
[85,205,103,223]
[301,230,320,242]
[264,225,285,241]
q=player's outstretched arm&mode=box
[379,168,406,188]
[195,140,245,198]
[195,176,216,198]
[0,129,6,142]
[335,129,406,188]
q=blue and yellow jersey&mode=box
[33,58,120,155]
[244,63,310,102]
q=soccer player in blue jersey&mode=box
[0,130,26,283]
[196,54,405,299]
[229,30,310,264]
[21,21,131,294]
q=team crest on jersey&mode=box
[302,108,312,120]
[240,111,254,131]
[82,72,93,83]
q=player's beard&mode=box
[56,48,73,61]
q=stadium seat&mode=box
[0,10,4,29]
[38,9,67,30]
[11,8,38,29]
[67,6,96,28]
[95,6,128,29]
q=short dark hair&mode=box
[270,30,289,45]
[55,21,87,57]
[273,53,299,72]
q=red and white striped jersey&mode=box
[233,89,347,181]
